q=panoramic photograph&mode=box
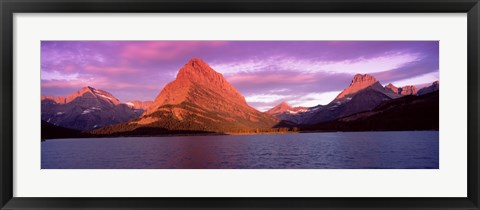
[41,41,439,169]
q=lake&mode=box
[41,131,439,169]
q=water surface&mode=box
[41,131,439,169]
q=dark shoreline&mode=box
[41,129,439,141]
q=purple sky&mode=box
[41,41,439,111]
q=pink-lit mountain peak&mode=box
[336,74,379,99]
[266,101,293,114]
[384,83,418,95]
[351,74,377,85]
[174,58,245,98]
[278,101,290,107]
[65,86,121,105]
[385,83,398,93]
[177,58,220,82]
[266,101,310,116]
[143,58,249,115]
[127,58,280,131]
[399,85,417,95]
[74,86,94,95]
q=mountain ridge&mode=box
[41,86,141,130]
[384,83,417,95]
[41,59,439,136]
[89,58,280,135]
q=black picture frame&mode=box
[1,0,479,209]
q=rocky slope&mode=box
[302,74,401,124]
[306,84,400,124]
[418,81,439,95]
[125,100,153,110]
[335,74,378,99]
[41,86,140,130]
[303,91,439,131]
[385,83,417,95]
[89,58,280,135]
[267,74,436,126]
[265,74,403,125]
[265,102,310,124]
[41,58,439,135]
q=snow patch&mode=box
[97,94,113,101]
[81,108,99,115]
[308,106,322,112]
[288,109,307,114]
[93,90,114,101]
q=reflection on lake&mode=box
[41,131,439,169]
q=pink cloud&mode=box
[84,65,139,74]
[42,76,159,92]
[41,79,88,89]
[120,41,228,63]
[63,64,78,73]
[227,72,318,84]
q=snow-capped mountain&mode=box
[266,102,308,115]
[305,74,402,124]
[41,61,440,134]
[266,74,440,126]
[305,90,439,131]
[41,86,140,130]
[265,102,311,124]
[267,74,405,125]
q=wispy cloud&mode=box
[42,71,79,81]
[289,91,341,107]
[245,94,291,103]
[212,53,421,75]
[120,41,228,63]
[388,71,439,87]
[84,65,139,75]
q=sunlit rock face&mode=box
[336,74,378,100]
[385,83,417,95]
[91,58,280,135]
